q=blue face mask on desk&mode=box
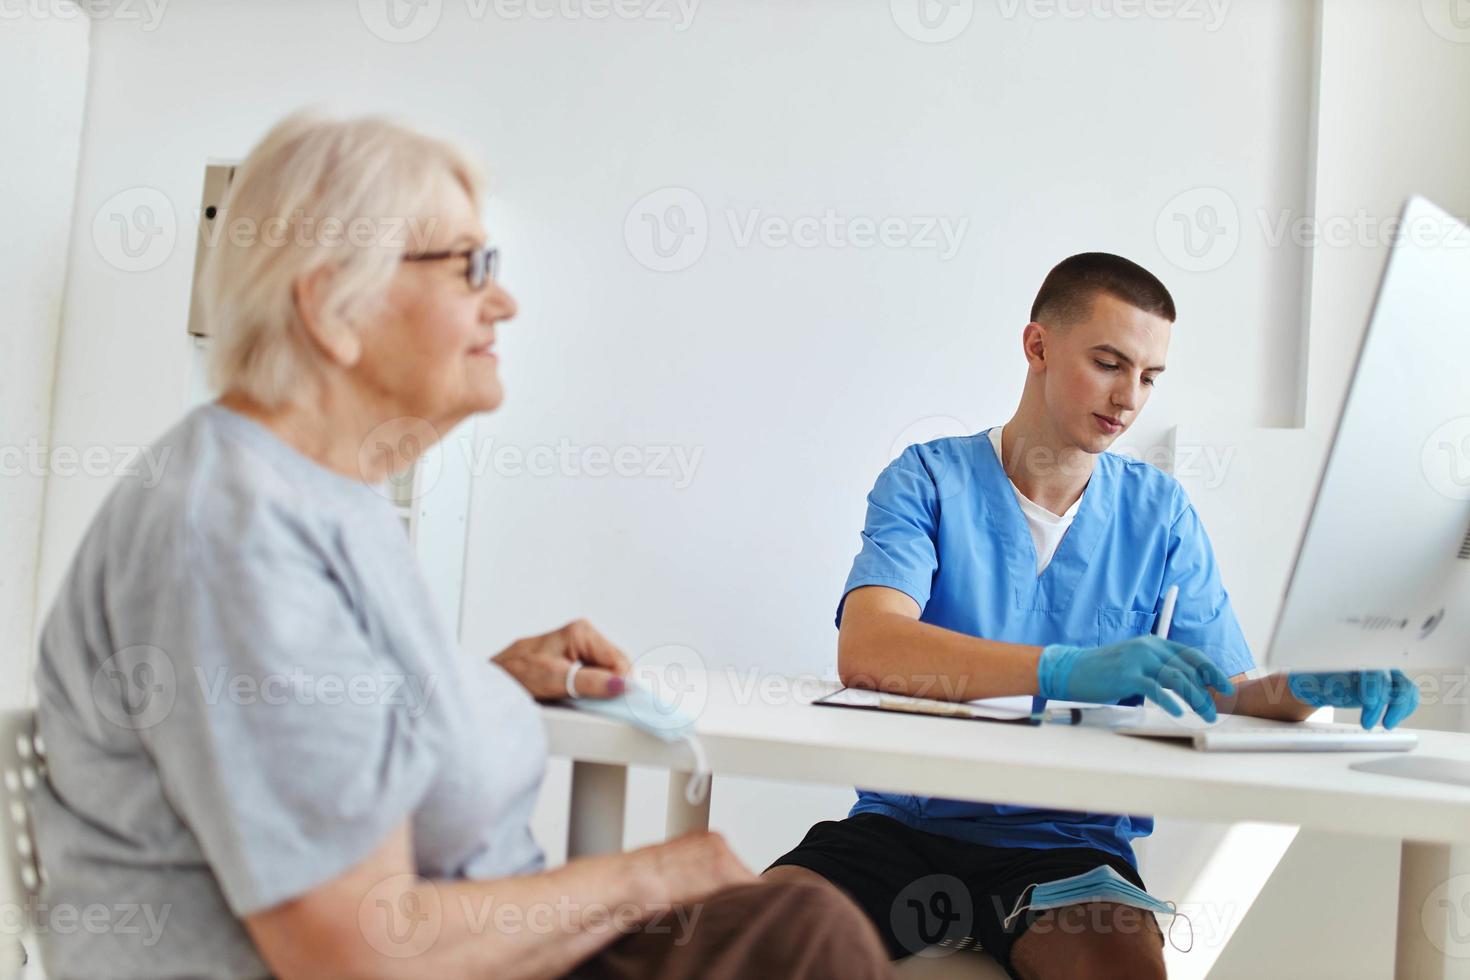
[570,683,710,805]
[1002,864,1192,952]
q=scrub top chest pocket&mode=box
[1097,607,1157,646]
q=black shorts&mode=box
[767,813,1156,974]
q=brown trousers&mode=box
[568,879,897,980]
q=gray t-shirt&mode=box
[33,404,547,979]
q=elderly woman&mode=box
[33,113,893,980]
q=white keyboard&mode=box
[1119,721,1419,753]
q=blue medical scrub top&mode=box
[839,429,1254,866]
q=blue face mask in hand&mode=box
[1002,864,1193,952]
[569,680,710,805]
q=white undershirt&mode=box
[988,426,1084,576]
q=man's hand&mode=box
[1287,670,1420,730]
[493,618,632,701]
[1038,636,1236,722]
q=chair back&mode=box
[0,708,45,976]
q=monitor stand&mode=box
[1351,755,1470,787]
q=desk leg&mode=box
[665,771,711,839]
[568,761,627,858]
[1397,841,1470,979]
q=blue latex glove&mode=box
[1038,636,1235,723]
[1287,670,1420,730]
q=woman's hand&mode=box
[246,824,756,980]
[634,830,758,906]
[493,618,633,700]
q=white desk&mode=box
[542,670,1470,979]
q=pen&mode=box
[1043,704,1140,727]
[1155,585,1178,639]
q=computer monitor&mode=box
[1267,195,1470,675]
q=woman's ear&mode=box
[293,264,362,367]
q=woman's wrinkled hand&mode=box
[635,830,757,907]
[493,618,633,701]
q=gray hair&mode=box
[201,111,485,407]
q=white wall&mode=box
[1,13,90,710]
[1,10,90,977]
[1306,0,1470,433]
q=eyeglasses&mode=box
[403,245,500,290]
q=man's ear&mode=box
[1022,321,1048,372]
[294,264,362,367]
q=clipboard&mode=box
[811,687,1041,726]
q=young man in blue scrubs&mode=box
[764,253,1419,979]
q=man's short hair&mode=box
[1029,252,1176,328]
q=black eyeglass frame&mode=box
[403,245,499,290]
